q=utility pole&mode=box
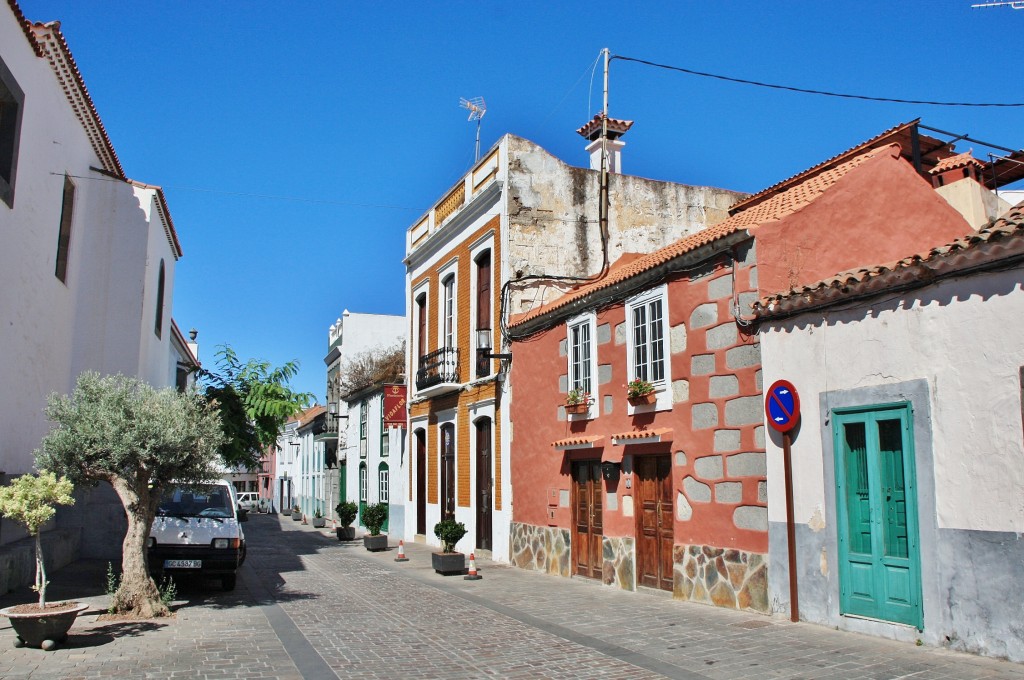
[599,48,610,272]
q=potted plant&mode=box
[564,388,591,415]
[311,507,326,528]
[431,518,467,575]
[0,471,87,650]
[291,504,302,521]
[626,378,656,406]
[335,501,358,541]
[362,502,389,551]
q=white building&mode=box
[755,204,1024,662]
[0,3,189,563]
[324,311,405,527]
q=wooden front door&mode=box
[475,418,493,551]
[440,423,455,520]
[834,404,922,628]
[415,430,426,535]
[636,454,673,591]
[572,460,603,579]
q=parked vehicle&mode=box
[148,480,247,591]
[236,491,259,511]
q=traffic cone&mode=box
[394,539,409,562]
[464,552,482,580]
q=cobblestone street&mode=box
[1,514,1021,679]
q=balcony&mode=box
[416,347,460,397]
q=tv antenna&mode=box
[971,1,1024,8]
[460,96,487,162]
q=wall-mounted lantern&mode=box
[601,461,621,482]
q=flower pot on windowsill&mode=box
[364,534,388,551]
[431,551,466,575]
[565,402,589,415]
[627,392,656,406]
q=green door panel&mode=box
[834,404,922,629]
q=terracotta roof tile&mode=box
[511,145,899,328]
[576,114,634,140]
[553,435,604,450]
[929,150,984,174]
[6,0,43,56]
[754,202,1024,317]
[609,428,673,444]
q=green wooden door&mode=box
[834,404,922,628]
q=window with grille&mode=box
[379,464,389,503]
[628,289,667,385]
[568,317,593,394]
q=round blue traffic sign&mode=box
[765,380,800,433]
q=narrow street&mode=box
[1,514,1020,679]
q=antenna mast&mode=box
[460,97,487,162]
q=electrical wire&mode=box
[539,51,604,128]
[611,54,1024,108]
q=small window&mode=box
[359,463,367,502]
[381,400,390,458]
[55,175,76,283]
[0,55,25,208]
[154,260,166,338]
[442,273,455,349]
[359,400,368,458]
[378,463,390,503]
[628,291,667,385]
[568,317,593,394]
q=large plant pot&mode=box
[2,602,88,650]
[312,517,326,528]
[431,552,465,575]
[336,526,356,541]
[364,534,388,551]
[291,511,302,521]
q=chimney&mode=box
[576,114,634,174]
[929,150,1011,229]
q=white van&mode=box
[148,479,247,591]
[236,491,258,512]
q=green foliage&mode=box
[433,518,467,553]
[313,507,323,519]
[335,501,358,527]
[0,471,74,536]
[626,378,655,398]
[566,388,591,406]
[200,345,313,470]
[35,372,224,491]
[361,502,388,536]
[105,562,121,614]
[158,575,177,606]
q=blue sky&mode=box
[19,1,1023,399]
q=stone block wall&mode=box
[602,536,635,591]
[510,522,569,577]
[673,544,768,613]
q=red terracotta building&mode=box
[507,124,976,611]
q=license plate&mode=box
[164,559,201,569]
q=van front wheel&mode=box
[221,574,237,591]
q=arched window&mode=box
[358,462,368,519]
[440,422,455,520]
[154,259,165,338]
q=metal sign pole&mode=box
[783,430,799,622]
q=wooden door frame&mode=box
[474,417,493,550]
[571,459,603,580]
[634,453,673,591]
[415,428,426,535]
[440,422,455,520]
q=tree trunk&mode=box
[110,477,168,617]
[35,533,47,608]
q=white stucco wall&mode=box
[0,11,178,478]
[761,267,1024,534]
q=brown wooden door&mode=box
[440,423,455,520]
[636,454,673,591]
[475,418,492,550]
[415,429,426,535]
[572,460,603,579]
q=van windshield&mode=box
[156,484,235,519]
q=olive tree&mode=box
[35,372,224,617]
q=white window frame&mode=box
[625,284,671,413]
[469,235,496,376]
[566,311,598,420]
[379,464,390,503]
[436,259,458,351]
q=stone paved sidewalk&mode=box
[1,513,1020,679]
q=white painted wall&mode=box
[0,11,179,480]
[761,267,1024,533]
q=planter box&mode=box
[291,511,302,521]
[336,526,356,541]
[364,534,388,551]
[431,552,465,575]
[565,402,589,415]
[627,392,656,406]
[311,517,326,528]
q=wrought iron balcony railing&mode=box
[416,347,460,391]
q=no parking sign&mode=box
[765,380,800,433]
